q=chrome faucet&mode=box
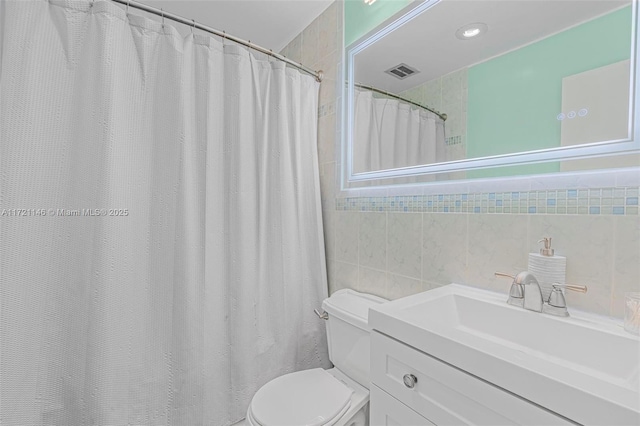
[495,272,587,317]
[495,271,543,312]
[517,272,544,312]
[545,283,588,317]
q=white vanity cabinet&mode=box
[369,331,574,426]
[367,285,640,425]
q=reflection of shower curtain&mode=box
[353,89,445,174]
[0,1,329,425]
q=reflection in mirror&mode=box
[348,0,638,183]
[353,85,446,173]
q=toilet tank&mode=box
[321,289,387,389]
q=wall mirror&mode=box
[343,0,640,188]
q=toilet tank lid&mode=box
[322,289,387,329]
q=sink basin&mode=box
[369,284,640,425]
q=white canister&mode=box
[528,237,567,301]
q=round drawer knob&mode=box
[403,373,417,389]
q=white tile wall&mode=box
[387,213,422,279]
[422,213,467,285]
[359,212,386,270]
[335,211,359,264]
[612,216,640,317]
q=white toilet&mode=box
[246,289,387,426]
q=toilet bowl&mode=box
[246,289,386,426]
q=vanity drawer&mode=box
[370,384,435,426]
[371,331,573,425]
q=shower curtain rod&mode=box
[109,0,323,82]
[354,83,447,121]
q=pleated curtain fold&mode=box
[353,89,445,174]
[0,1,329,424]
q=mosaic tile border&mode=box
[336,186,640,215]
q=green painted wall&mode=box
[466,6,632,179]
[344,0,414,47]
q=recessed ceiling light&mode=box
[463,28,481,38]
[455,23,488,40]
[364,0,377,5]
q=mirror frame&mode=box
[342,0,640,189]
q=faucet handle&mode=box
[547,286,567,308]
[494,272,515,280]
[551,283,588,293]
[495,271,536,285]
[547,283,587,309]
[495,271,524,305]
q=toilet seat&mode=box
[248,368,354,426]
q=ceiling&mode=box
[141,0,333,52]
[354,0,630,94]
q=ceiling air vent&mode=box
[384,63,420,80]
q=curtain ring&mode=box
[126,0,130,14]
[191,19,195,34]
[161,8,164,28]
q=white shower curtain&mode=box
[353,89,445,174]
[0,1,329,425]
